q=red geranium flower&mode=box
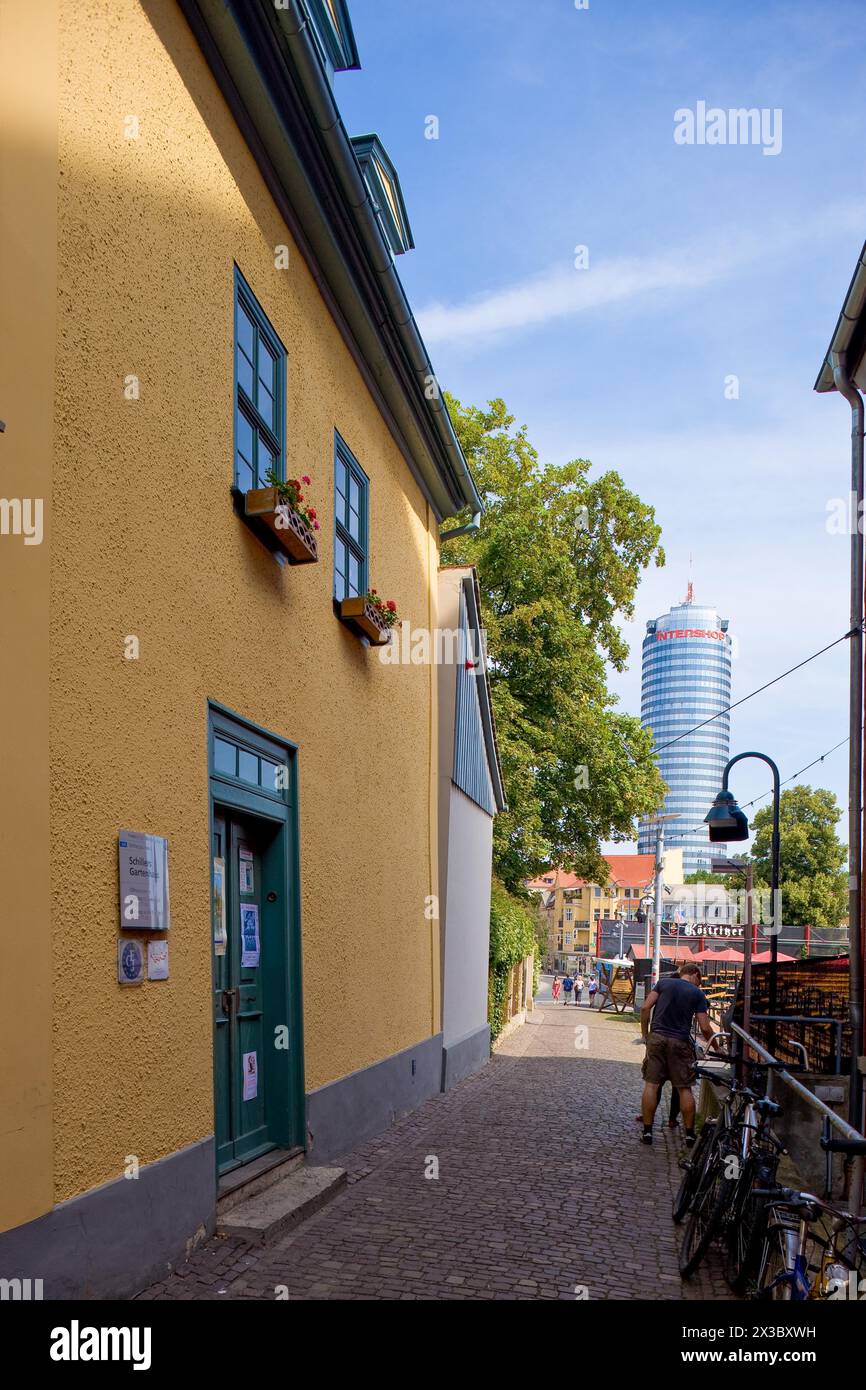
[302,475,311,485]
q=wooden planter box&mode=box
[337,596,393,646]
[244,488,318,564]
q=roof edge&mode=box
[815,239,866,392]
[183,0,482,518]
[460,572,507,814]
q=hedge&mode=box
[488,880,538,1041]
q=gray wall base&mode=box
[773,1074,850,1197]
[0,1137,215,1301]
[442,1023,490,1090]
[306,1033,443,1163]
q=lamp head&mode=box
[705,789,749,842]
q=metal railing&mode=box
[747,1013,844,1075]
[728,1020,865,1212]
[701,999,847,1075]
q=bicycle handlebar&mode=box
[753,1187,865,1224]
[698,1052,786,1070]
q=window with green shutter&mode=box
[233,268,286,493]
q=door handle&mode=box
[220,987,240,1015]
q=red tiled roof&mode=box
[527,854,656,893]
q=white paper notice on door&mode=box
[240,903,260,968]
[242,1050,258,1102]
[212,857,227,956]
[239,847,254,895]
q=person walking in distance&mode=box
[562,973,574,1006]
[587,974,598,1008]
[639,963,717,1146]
[552,974,561,1002]
[575,973,585,1006]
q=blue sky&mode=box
[337,0,866,848]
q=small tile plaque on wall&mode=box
[118,937,145,986]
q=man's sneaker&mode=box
[641,1127,653,1145]
[685,1129,696,1147]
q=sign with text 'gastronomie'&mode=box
[118,830,170,931]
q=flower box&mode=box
[243,488,318,564]
[337,596,393,646]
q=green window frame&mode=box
[233,267,286,493]
[212,733,289,801]
[333,433,368,601]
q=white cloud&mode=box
[417,249,726,346]
[416,201,866,349]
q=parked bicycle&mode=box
[752,1135,866,1300]
[674,1055,785,1282]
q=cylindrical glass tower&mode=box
[638,595,732,875]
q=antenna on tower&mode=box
[686,553,694,604]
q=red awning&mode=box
[629,943,694,960]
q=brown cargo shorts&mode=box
[642,1034,697,1089]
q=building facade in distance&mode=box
[528,850,683,970]
[638,589,733,875]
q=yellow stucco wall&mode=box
[12,0,442,1212]
[0,0,58,1234]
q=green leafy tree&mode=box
[749,785,847,930]
[441,396,666,892]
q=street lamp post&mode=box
[712,854,754,1039]
[641,813,679,987]
[706,752,781,1054]
[639,894,653,956]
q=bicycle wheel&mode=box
[673,1119,717,1224]
[756,1225,794,1299]
[724,1151,778,1293]
[679,1143,737,1279]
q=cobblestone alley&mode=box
[138,990,733,1302]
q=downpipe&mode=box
[439,510,481,542]
[831,350,865,1135]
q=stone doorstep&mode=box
[217,1166,347,1245]
[217,1147,305,1215]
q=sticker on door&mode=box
[239,847,254,895]
[242,1051,258,1101]
[240,903,260,967]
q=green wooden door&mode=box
[212,809,285,1173]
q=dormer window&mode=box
[351,135,415,257]
[300,0,360,83]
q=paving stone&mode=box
[136,1003,734,1302]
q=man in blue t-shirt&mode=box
[639,964,717,1146]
